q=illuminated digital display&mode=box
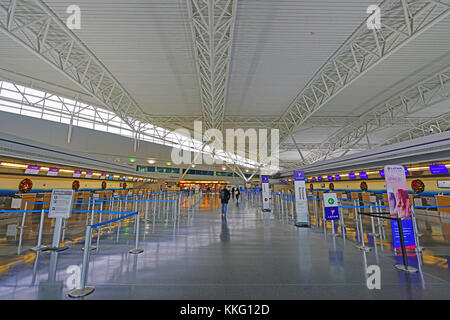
[429,164,448,175]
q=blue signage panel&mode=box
[294,171,304,181]
[429,164,449,175]
[359,172,368,179]
[379,170,385,178]
[108,174,114,180]
[312,177,316,181]
[404,168,410,175]
[327,176,333,181]
[317,177,322,181]
[349,173,356,179]
[390,219,416,250]
[325,207,340,221]
[262,176,269,183]
[335,175,341,180]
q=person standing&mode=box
[235,187,240,205]
[219,187,231,217]
[231,186,235,200]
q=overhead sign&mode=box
[48,189,74,219]
[47,168,60,176]
[25,165,41,175]
[359,172,368,179]
[73,170,82,178]
[323,193,339,221]
[85,172,93,178]
[261,176,271,211]
[430,164,448,175]
[294,171,309,226]
[100,173,107,180]
[349,173,356,179]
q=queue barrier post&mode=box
[68,225,95,298]
[356,211,371,252]
[32,208,48,252]
[129,212,144,254]
[394,217,418,273]
[17,202,28,255]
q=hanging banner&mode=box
[294,171,309,226]
[85,172,93,179]
[261,176,271,212]
[47,168,60,176]
[323,193,339,221]
[25,165,41,175]
[73,170,82,178]
[384,165,416,249]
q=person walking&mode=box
[231,187,235,200]
[235,187,240,205]
[219,187,231,217]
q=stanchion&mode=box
[394,218,418,273]
[410,206,424,252]
[82,203,97,251]
[32,209,48,252]
[129,212,144,254]
[68,226,95,298]
[17,202,28,255]
[356,212,371,252]
[368,205,380,238]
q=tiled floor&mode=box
[0,194,449,299]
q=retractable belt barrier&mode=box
[68,211,141,298]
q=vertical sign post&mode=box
[294,171,309,227]
[261,176,271,212]
[384,165,417,273]
[323,193,339,235]
[48,189,74,252]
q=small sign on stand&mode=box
[261,176,271,212]
[48,189,74,252]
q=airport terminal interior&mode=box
[0,0,449,301]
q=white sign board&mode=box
[437,180,450,188]
[11,198,22,209]
[48,189,74,219]
[6,224,17,237]
[293,171,309,226]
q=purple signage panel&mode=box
[25,165,41,175]
[262,176,269,183]
[85,171,93,178]
[359,172,368,179]
[100,173,107,180]
[335,175,341,180]
[294,171,304,181]
[73,170,82,178]
[317,177,322,181]
[349,173,356,179]
[47,168,60,176]
[312,177,316,182]
[429,164,449,175]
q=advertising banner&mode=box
[384,165,416,249]
[85,172,93,178]
[262,176,271,211]
[294,171,309,226]
[323,193,339,221]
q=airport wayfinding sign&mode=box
[262,176,271,211]
[323,193,339,221]
[294,171,309,226]
[48,189,74,219]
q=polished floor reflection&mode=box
[0,194,449,299]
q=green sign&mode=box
[328,198,335,205]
